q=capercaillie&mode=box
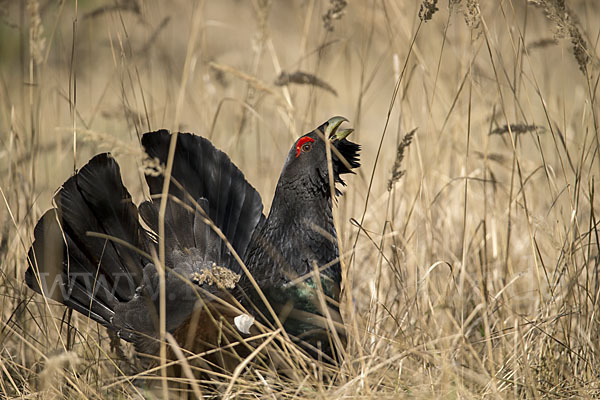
[25,116,360,372]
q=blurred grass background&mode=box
[1,0,599,398]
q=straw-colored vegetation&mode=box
[1,0,599,398]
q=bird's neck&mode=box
[249,178,340,286]
[271,178,336,238]
[242,179,343,359]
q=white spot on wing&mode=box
[234,313,255,334]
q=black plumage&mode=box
[25,117,360,367]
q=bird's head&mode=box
[278,116,360,197]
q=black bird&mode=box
[25,116,360,370]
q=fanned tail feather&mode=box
[26,132,266,354]
[141,130,264,270]
[25,154,151,327]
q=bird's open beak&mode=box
[317,116,360,187]
[324,116,354,141]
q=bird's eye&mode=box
[295,136,315,158]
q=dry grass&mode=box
[1,0,599,398]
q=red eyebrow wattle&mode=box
[295,137,315,158]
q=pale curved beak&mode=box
[324,116,352,140]
[334,128,354,141]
